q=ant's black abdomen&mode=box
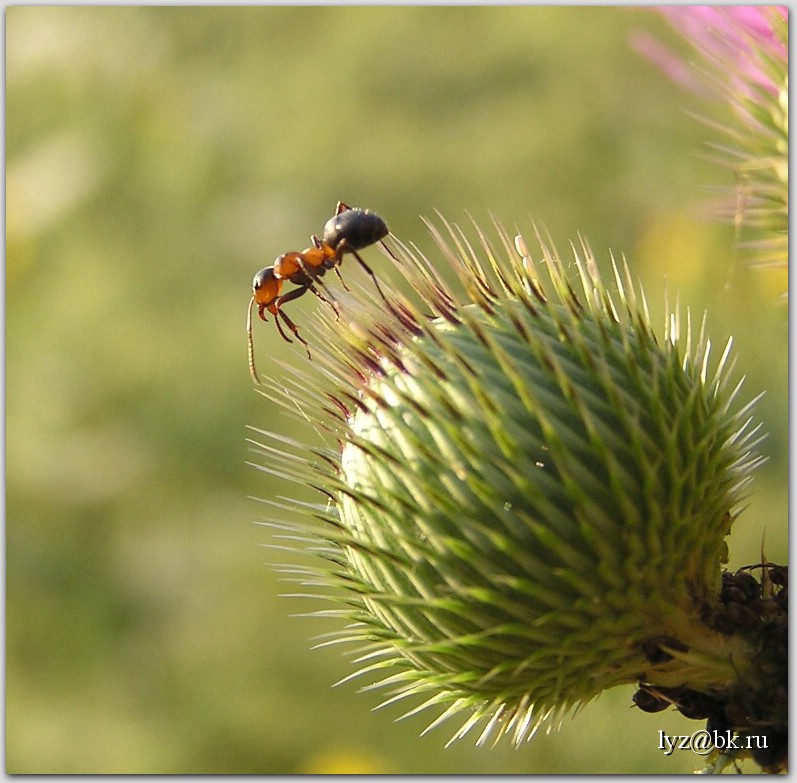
[323,207,388,252]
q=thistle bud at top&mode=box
[251,216,772,754]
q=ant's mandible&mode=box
[247,202,394,382]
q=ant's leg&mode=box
[295,252,343,297]
[273,312,295,345]
[253,298,294,347]
[307,284,340,317]
[257,303,294,346]
[265,289,301,345]
[276,308,311,359]
[301,242,351,293]
[335,201,351,215]
[257,302,296,347]
[332,266,350,291]
[274,285,313,357]
[335,239,390,304]
[276,283,312,307]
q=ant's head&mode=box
[248,269,278,385]
[252,266,281,308]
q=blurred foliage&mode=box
[6,6,786,774]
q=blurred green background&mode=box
[7,7,787,774]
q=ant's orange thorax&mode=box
[273,246,332,280]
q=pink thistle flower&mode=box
[633,6,788,269]
[658,6,786,95]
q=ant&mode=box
[247,202,393,382]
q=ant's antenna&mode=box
[247,295,260,383]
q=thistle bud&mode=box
[251,216,771,751]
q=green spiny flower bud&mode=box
[251,216,768,750]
